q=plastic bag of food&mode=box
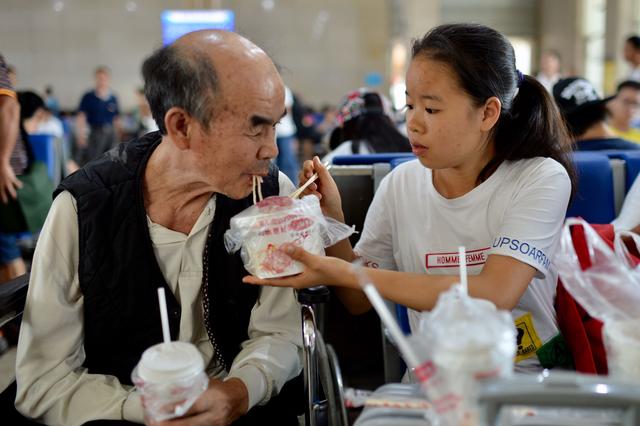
[224,195,355,279]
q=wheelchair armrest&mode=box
[0,273,29,327]
[297,286,330,305]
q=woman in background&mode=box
[323,88,411,163]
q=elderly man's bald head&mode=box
[141,30,281,135]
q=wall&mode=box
[0,0,389,110]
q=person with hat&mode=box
[553,77,640,151]
[322,88,410,163]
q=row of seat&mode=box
[329,150,640,381]
[332,150,640,224]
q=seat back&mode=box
[331,153,415,166]
[479,371,640,425]
[602,150,640,191]
[566,152,616,223]
[330,166,375,246]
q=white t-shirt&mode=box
[276,86,296,138]
[612,174,640,231]
[354,157,572,370]
[322,140,372,163]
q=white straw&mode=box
[157,287,171,344]
[458,246,468,294]
[257,176,264,201]
[353,263,422,369]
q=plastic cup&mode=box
[132,341,209,421]
[417,292,515,425]
[604,319,640,381]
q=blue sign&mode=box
[161,10,235,45]
[364,72,383,87]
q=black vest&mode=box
[54,131,280,384]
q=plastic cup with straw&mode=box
[130,288,208,421]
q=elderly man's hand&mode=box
[0,160,22,204]
[147,378,249,426]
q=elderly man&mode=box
[13,31,302,425]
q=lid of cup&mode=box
[137,341,204,383]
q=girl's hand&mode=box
[242,244,357,289]
[297,156,344,221]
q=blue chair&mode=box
[389,157,416,170]
[331,153,415,165]
[598,150,640,192]
[28,133,56,180]
[566,152,616,223]
[388,158,415,336]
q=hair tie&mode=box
[516,70,525,88]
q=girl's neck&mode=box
[432,143,496,199]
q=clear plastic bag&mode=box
[555,218,640,380]
[413,285,516,425]
[613,230,640,271]
[224,195,355,279]
[555,218,640,323]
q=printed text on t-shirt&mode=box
[425,247,489,269]
[492,236,550,270]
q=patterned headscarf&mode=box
[335,87,394,127]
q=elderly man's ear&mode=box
[164,107,194,150]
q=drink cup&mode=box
[417,290,515,425]
[131,341,209,422]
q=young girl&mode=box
[245,23,575,371]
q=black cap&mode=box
[552,77,615,116]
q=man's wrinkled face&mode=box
[189,70,285,200]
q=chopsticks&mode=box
[289,163,332,199]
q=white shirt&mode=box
[15,173,302,425]
[612,174,640,231]
[354,158,571,371]
[322,140,372,163]
[276,86,296,138]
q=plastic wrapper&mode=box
[556,218,640,380]
[224,195,355,279]
[413,285,516,426]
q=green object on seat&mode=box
[0,161,52,233]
